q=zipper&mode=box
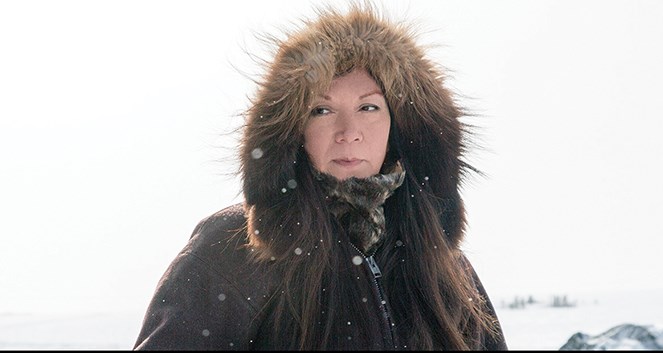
[350,243,396,349]
[365,256,382,278]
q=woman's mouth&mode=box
[333,158,362,167]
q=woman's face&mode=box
[304,69,391,180]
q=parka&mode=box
[134,3,507,350]
[133,203,506,350]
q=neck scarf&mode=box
[314,162,405,256]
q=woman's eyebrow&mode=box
[359,90,383,99]
[316,90,383,102]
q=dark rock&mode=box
[560,323,663,350]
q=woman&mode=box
[134,2,507,351]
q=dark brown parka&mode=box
[133,203,506,350]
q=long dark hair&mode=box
[244,125,498,350]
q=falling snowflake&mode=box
[251,148,264,159]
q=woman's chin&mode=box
[327,168,375,180]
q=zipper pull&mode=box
[365,256,382,278]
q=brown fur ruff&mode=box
[240,3,474,258]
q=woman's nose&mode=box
[334,113,363,143]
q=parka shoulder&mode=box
[186,203,249,267]
[133,203,274,350]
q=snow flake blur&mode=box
[251,148,264,159]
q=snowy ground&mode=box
[0,311,144,350]
[496,287,663,350]
[1,288,661,350]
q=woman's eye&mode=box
[361,104,379,112]
[311,107,331,116]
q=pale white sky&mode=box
[1,0,662,315]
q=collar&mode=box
[314,162,405,255]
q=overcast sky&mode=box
[1,0,662,315]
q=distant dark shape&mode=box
[560,323,663,350]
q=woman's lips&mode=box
[332,158,362,167]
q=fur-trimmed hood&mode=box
[239,3,474,251]
[132,7,508,350]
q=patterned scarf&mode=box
[314,162,406,256]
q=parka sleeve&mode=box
[132,254,247,350]
[461,253,509,350]
[133,209,265,350]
